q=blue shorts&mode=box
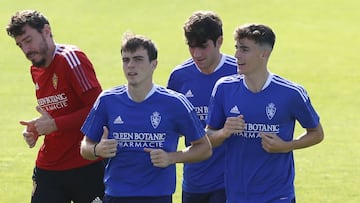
[31,161,105,203]
[182,188,226,203]
[103,195,172,203]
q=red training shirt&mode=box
[31,44,102,170]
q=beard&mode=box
[28,35,50,67]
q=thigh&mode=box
[31,167,70,203]
[66,161,105,203]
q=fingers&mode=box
[19,120,30,126]
[36,106,49,117]
[22,131,38,148]
[144,148,169,168]
[97,127,117,158]
[101,126,109,140]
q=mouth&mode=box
[127,72,137,76]
[26,52,37,60]
[237,62,245,67]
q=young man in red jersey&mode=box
[7,10,104,203]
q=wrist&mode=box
[93,143,99,157]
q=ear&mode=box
[43,24,52,37]
[260,48,272,59]
[151,59,158,70]
[216,36,223,47]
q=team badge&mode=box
[266,102,276,120]
[52,73,58,89]
[150,111,161,129]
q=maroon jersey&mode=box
[31,44,102,170]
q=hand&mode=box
[19,120,39,148]
[95,126,118,158]
[34,106,57,135]
[260,132,291,153]
[222,115,245,138]
[144,148,172,168]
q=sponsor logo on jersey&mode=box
[37,93,68,111]
[194,106,208,120]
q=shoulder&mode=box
[222,54,237,67]
[270,74,309,102]
[97,85,127,101]
[217,74,243,85]
[154,85,194,112]
[92,85,126,109]
[55,44,88,66]
[212,74,243,95]
[170,58,195,74]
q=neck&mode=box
[244,71,270,93]
[128,83,154,102]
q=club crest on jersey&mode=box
[150,112,161,129]
[266,102,276,120]
[52,73,58,90]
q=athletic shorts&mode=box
[31,161,105,203]
[182,188,226,203]
[103,195,172,203]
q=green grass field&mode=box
[1,0,359,202]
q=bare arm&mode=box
[144,135,212,168]
[260,123,324,153]
[80,126,118,160]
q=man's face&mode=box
[15,25,50,67]
[234,38,264,75]
[122,47,156,87]
[188,38,222,73]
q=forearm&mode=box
[80,138,98,160]
[206,128,230,147]
[169,136,212,164]
[55,87,101,131]
[289,123,324,151]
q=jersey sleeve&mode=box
[174,94,206,142]
[81,93,108,142]
[291,87,320,128]
[54,49,102,131]
[206,80,227,129]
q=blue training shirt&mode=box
[81,84,206,197]
[207,73,320,203]
[167,54,238,193]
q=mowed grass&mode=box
[0,0,359,202]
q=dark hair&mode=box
[121,32,158,61]
[6,10,50,38]
[183,10,223,47]
[234,24,275,49]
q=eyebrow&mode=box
[16,35,31,47]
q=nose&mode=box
[191,47,202,58]
[22,44,32,55]
[234,49,241,59]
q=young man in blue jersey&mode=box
[80,32,212,203]
[206,24,324,203]
[167,11,237,203]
